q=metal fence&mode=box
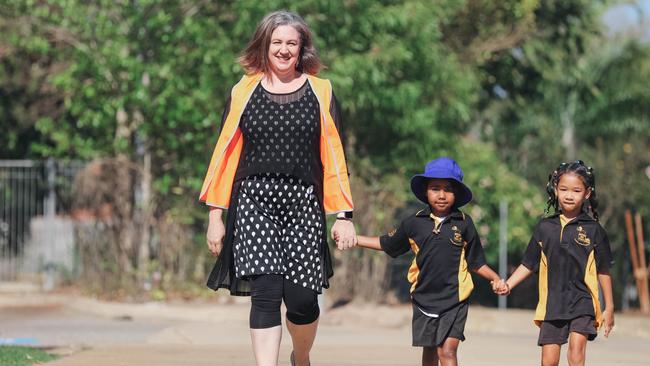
[0,159,84,281]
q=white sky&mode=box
[602,0,650,41]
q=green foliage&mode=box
[1,0,648,306]
[477,0,650,221]
[0,346,58,366]
[454,140,545,264]
[475,0,650,308]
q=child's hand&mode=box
[491,279,510,295]
[490,279,498,293]
[602,309,614,337]
[499,281,511,295]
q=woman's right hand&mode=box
[207,208,225,256]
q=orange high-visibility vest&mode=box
[199,73,353,214]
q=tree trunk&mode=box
[561,92,577,160]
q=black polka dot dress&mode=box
[232,81,325,292]
[234,173,323,292]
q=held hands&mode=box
[331,219,357,250]
[491,279,510,296]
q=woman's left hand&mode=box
[331,219,357,250]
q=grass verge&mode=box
[0,346,58,366]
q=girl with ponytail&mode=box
[499,161,615,366]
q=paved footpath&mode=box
[1,292,649,365]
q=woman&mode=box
[199,10,356,366]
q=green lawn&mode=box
[0,346,58,366]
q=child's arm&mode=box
[356,235,382,251]
[502,223,542,295]
[472,265,505,294]
[462,216,504,292]
[594,225,615,337]
[473,264,500,282]
[504,264,534,293]
[598,272,615,337]
[358,221,410,257]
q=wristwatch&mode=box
[336,211,353,220]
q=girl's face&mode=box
[426,179,456,217]
[555,172,591,218]
[267,25,301,76]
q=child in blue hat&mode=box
[354,157,505,366]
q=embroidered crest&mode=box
[575,226,591,246]
[450,226,464,246]
[388,228,397,237]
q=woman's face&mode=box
[267,25,301,75]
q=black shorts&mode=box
[538,315,597,346]
[412,301,468,347]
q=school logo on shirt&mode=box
[450,225,464,247]
[575,226,591,246]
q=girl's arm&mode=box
[505,264,534,293]
[356,235,382,251]
[598,273,615,337]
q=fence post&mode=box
[498,200,508,310]
[45,159,56,217]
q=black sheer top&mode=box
[237,81,321,184]
[216,79,346,203]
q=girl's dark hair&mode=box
[545,160,599,220]
[238,10,322,76]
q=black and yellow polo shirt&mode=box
[522,212,613,328]
[380,208,487,315]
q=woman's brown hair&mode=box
[238,10,322,76]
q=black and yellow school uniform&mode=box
[380,208,487,346]
[521,212,613,344]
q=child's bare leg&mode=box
[567,332,587,366]
[436,337,460,366]
[541,344,561,366]
[422,347,438,366]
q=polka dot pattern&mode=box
[233,173,323,292]
[239,82,320,176]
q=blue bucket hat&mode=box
[410,157,473,208]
